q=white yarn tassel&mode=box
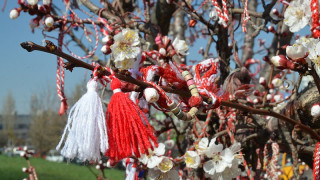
[56,79,108,162]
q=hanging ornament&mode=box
[56,66,109,162]
[105,76,158,162]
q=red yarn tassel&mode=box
[106,78,158,162]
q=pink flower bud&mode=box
[270,55,288,69]
[22,167,28,172]
[9,9,20,20]
[311,104,320,117]
[267,94,272,100]
[20,152,26,157]
[102,35,110,44]
[101,45,111,55]
[259,77,266,86]
[253,98,261,104]
[268,26,276,33]
[45,17,54,27]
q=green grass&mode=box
[0,155,125,180]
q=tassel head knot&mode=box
[110,78,122,91]
[87,79,98,92]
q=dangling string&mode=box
[57,16,68,116]
[242,0,250,32]
[311,0,320,38]
[314,142,320,180]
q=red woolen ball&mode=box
[188,96,203,108]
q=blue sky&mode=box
[0,1,303,114]
[0,1,89,114]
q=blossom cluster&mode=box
[184,138,242,180]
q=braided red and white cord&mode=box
[65,8,99,59]
[263,140,280,180]
[212,0,229,27]
[242,0,250,32]
[311,0,320,38]
[314,142,320,180]
[57,24,68,115]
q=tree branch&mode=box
[20,41,320,141]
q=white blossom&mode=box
[205,159,241,180]
[172,38,189,56]
[272,78,282,88]
[110,28,140,69]
[286,43,307,60]
[284,0,311,32]
[157,157,173,173]
[139,143,165,169]
[202,138,241,178]
[184,151,200,169]
[196,137,209,155]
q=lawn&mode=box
[0,155,125,180]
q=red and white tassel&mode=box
[105,77,158,162]
[56,76,108,162]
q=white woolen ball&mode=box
[144,88,159,103]
[27,0,38,6]
[9,9,19,20]
[45,17,54,27]
[311,104,320,117]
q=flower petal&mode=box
[203,160,216,175]
[154,143,165,156]
[147,156,164,169]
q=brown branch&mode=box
[20,41,190,97]
[310,64,320,94]
[20,41,320,141]
[221,101,320,141]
